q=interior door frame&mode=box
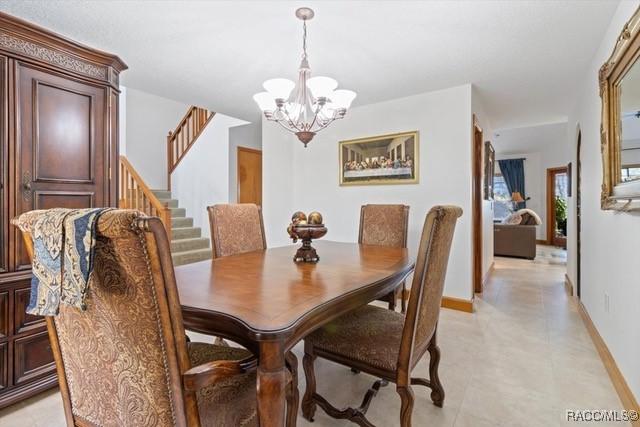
[576,130,582,298]
[472,115,483,294]
[546,166,568,247]
[236,146,262,206]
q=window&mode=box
[621,166,640,182]
[494,174,511,220]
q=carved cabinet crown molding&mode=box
[599,6,640,212]
[0,11,126,89]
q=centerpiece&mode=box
[287,211,327,262]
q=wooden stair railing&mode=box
[119,155,172,241]
[167,106,215,190]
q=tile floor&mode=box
[0,247,626,426]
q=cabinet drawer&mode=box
[14,287,45,334]
[0,292,8,339]
[14,331,55,385]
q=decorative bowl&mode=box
[289,223,328,263]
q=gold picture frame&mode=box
[339,131,419,186]
[599,5,640,211]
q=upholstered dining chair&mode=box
[13,209,296,427]
[207,203,298,425]
[302,205,462,427]
[208,203,267,259]
[359,204,410,312]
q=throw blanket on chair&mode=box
[15,208,111,316]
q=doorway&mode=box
[237,147,262,206]
[546,166,569,247]
[576,131,582,298]
[472,116,483,293]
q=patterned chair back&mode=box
[207,204,267,259]
[399,206,462,370]
[14,210,197,427]
[358,204,409,248]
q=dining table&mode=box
[175,240,414,427]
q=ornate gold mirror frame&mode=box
[600,6,640,211]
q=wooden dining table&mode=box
[175,240,414,427]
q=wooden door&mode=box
[237,147,262,206]
[546,166,568,248]
[472,117,483,293]
[14,62,107,270]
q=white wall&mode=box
[172,114,248,239]
[263,85,476,300]
[566,0,640,400]
[125,87,190,189]
[119,86,127,156]
[229,122,262,203]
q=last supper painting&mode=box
[339,131,419,186]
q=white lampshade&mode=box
[253,92,276,111]
[307,76,338,99]
[330,89,357,109]
[263,78,295,100]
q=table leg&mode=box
[258,341,287,426]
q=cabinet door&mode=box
[13,331,55,385]
[14,62,108,270]
[14,287,44,335]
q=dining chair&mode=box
[13,209,296,427]
[359,204,410,312]
[207,203,267,259]
[302,205,463,427]
[207,203,298,425]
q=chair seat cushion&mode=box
[306,304,404,372]
[188,342,257,427]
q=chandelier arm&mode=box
[281,106,305,132]
[276,119,298,133]
[278,109,303,133]
[312,112,340,132]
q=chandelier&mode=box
[253,7,356,147]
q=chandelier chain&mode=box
[302,20,308,59]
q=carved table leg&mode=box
[285,351,299,427]
[301,340,318,421]
[258,341,287,427]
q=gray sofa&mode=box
[494,224,537,259]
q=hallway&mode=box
[0,251,626,426]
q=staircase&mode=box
[152,190,212,266]
[119,105,215,267]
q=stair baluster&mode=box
[166,106,215,190]
[118,155,172,242]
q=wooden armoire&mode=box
[0,12,126,407]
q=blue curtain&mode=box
[498,159,526,209]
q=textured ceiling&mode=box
[493,122,568,155]
[0,0,619,129]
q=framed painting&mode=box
[484,141,495,200]
[339,131,419,186]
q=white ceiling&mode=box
[0,0,619,128]
[492,122,568,155]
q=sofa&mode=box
[494,209,541,260]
